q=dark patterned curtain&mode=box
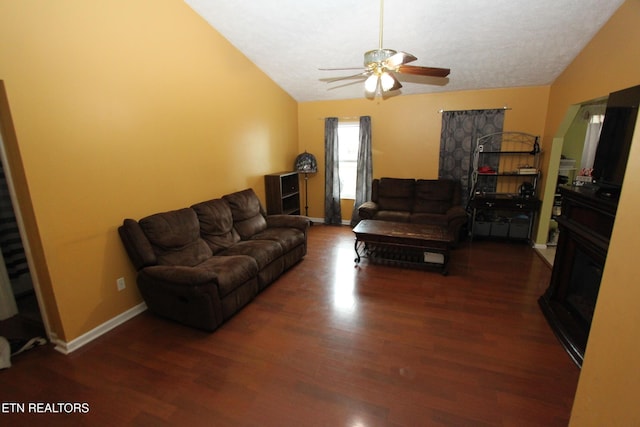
[324,117,342,225]
[350,116,372,227]
[438,109,505,207]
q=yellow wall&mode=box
[537,0,640,424]
[298,86,550,221]
[0,0,298,341]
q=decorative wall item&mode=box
[295,151,317,216]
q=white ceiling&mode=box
[184,0,624,102]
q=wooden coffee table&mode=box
[352,220,454,275]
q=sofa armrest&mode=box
[266,214,310,231]
[445,206,470,246]
[141,265,218,286]
[118,219,157,270]
[137,266,224,331]
[445,205,468,223]
[358,201,379,220]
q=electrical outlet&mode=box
[478,144,484,152]
[116,277,126,291]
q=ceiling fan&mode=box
[321,0,450,95]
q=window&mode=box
[337,122,359,199]
[580,113,605,172]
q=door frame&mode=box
[0,81,52,338]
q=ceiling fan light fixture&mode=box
[364,74,379,93]
[380,72,395,91]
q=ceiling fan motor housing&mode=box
[364,49,397,67]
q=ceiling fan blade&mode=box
[327,79,369,91]
[384,51,417,68]
[397,65,450,78]
[319,67,366,71]
[323,71,370,83]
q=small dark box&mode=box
[474,221,491,236]
[509,220,530,239]
[490,222,509,237]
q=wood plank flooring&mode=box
[0,225,579,426]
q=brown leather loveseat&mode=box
[119,188,309,331]
[357,178,468,244]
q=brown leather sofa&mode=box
[118,188,309,331]
[357,178,468,244]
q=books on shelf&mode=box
[517,168,538,175]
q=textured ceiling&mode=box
[184,0,624,102]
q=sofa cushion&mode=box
[252,228,305,252]
[413,179,455,214]
[195,255,258,298]
[139,208,212,267]
[374,210,411,222]
[409,212,449,227]
[376,178,415,211]
[192,198,241,254]
[219,239,283,270]
[223,189,268,240]
[220,239,284,290]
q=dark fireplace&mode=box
[539,186,616,367]
[566,249,602,327]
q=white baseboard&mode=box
[533,243,548,250]
[307,217,352,226]
[52,302,147,354]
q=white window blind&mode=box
[337,122,359,199]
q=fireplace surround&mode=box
[538,186,617,367]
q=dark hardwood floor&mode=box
[0,225,579,426]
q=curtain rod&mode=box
[318,116,361,120]
[438,106,512,113]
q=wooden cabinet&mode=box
[265,171,300,215]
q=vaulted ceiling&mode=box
[184,0,624,102]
